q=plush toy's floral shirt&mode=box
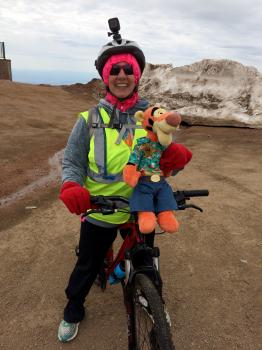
[129,137,166,174]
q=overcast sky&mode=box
[1,0,261,84]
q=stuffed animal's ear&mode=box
[134,111,144,122]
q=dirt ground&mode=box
[0,80,261,350]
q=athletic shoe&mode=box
[58,320,79,342]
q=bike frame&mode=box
[103,222,142,281]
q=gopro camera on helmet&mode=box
[95,17,146,76]
[108,17,122,44]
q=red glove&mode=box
[59,181,91,215]
[123,164,141,187]
[160,143,192,173]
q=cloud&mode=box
[1,0,261,84]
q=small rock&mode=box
[240,259,248,264]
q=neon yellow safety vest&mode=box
[79,107,147,225]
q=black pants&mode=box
[64,221,154,323]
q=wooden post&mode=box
[0,59,12,80]
[0,42,12,81]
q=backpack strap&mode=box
[87,106,109,137]
[87,106,143,144]
[87,107,98,140]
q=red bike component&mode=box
[104,222,143,280]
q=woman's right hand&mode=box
[59,181,91,215]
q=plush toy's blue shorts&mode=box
[129,179,178,213]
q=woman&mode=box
[58,25,191,342]
[58,31,150,342]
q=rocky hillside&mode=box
[61,78,105,100]
[139,59,262,128]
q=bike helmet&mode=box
[95,18,146,77]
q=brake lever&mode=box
[81,207,115,220]
[178,204,203,212]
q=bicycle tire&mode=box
[132,273,175,350]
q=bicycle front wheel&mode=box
[132,273,175,350]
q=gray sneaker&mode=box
[58,320,80,342]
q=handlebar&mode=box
[176,190,209,198]
[83,189,209,216]
[174,190,209,212]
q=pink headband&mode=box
[102,53,141,85]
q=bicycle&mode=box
[79,189,209,350]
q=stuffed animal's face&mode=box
[135,106,181,147]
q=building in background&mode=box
[0,42,12,80]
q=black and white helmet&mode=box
[95,38,146,77]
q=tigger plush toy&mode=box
[123,105,192,234]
